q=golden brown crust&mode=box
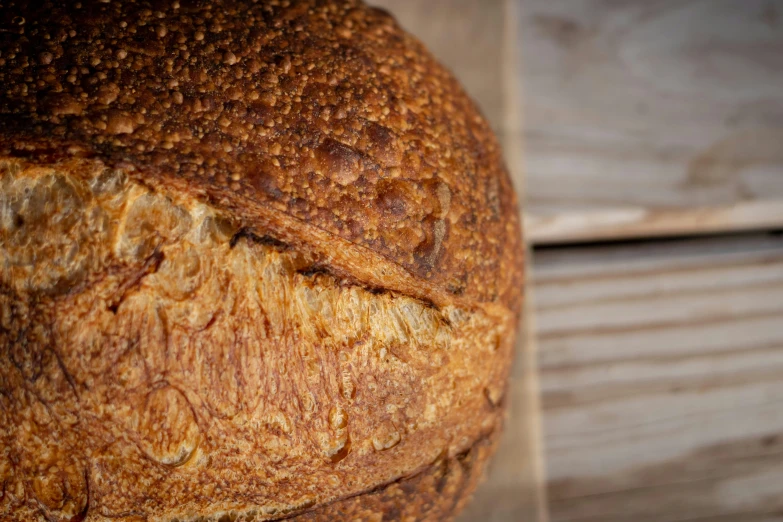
[0,159,515,521]
[0,1,524,520]
[0,0,524,313]
[290,434,498,521]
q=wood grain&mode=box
[534,234,783,522]
[519,0,783,243]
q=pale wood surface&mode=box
[534,234,783,522]
[519,0,783,244]
[368,1,543,520]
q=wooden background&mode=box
[536,234,783,522]
[521,0,783,243]
[372,1,783,521]
[520,1,783,521]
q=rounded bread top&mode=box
[0,0,523,312]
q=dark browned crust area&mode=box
[0,0,524,313]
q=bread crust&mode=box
[0,1,524,520]
[0,0,523,312]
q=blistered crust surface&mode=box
[0,0,524,311]
[0,159,515,521]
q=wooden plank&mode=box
[368,1,544,520]
[519,0,783,243]
[527,201,783,245]
[534,233,783,522]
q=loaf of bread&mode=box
[0,1,524,520]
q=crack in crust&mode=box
[0,0,525,314]
[0,160,516,521]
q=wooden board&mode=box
[519,0,783,244]
[534,233,783,522]
[367,1,543,520]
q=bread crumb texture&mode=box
[0,159,515,520]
